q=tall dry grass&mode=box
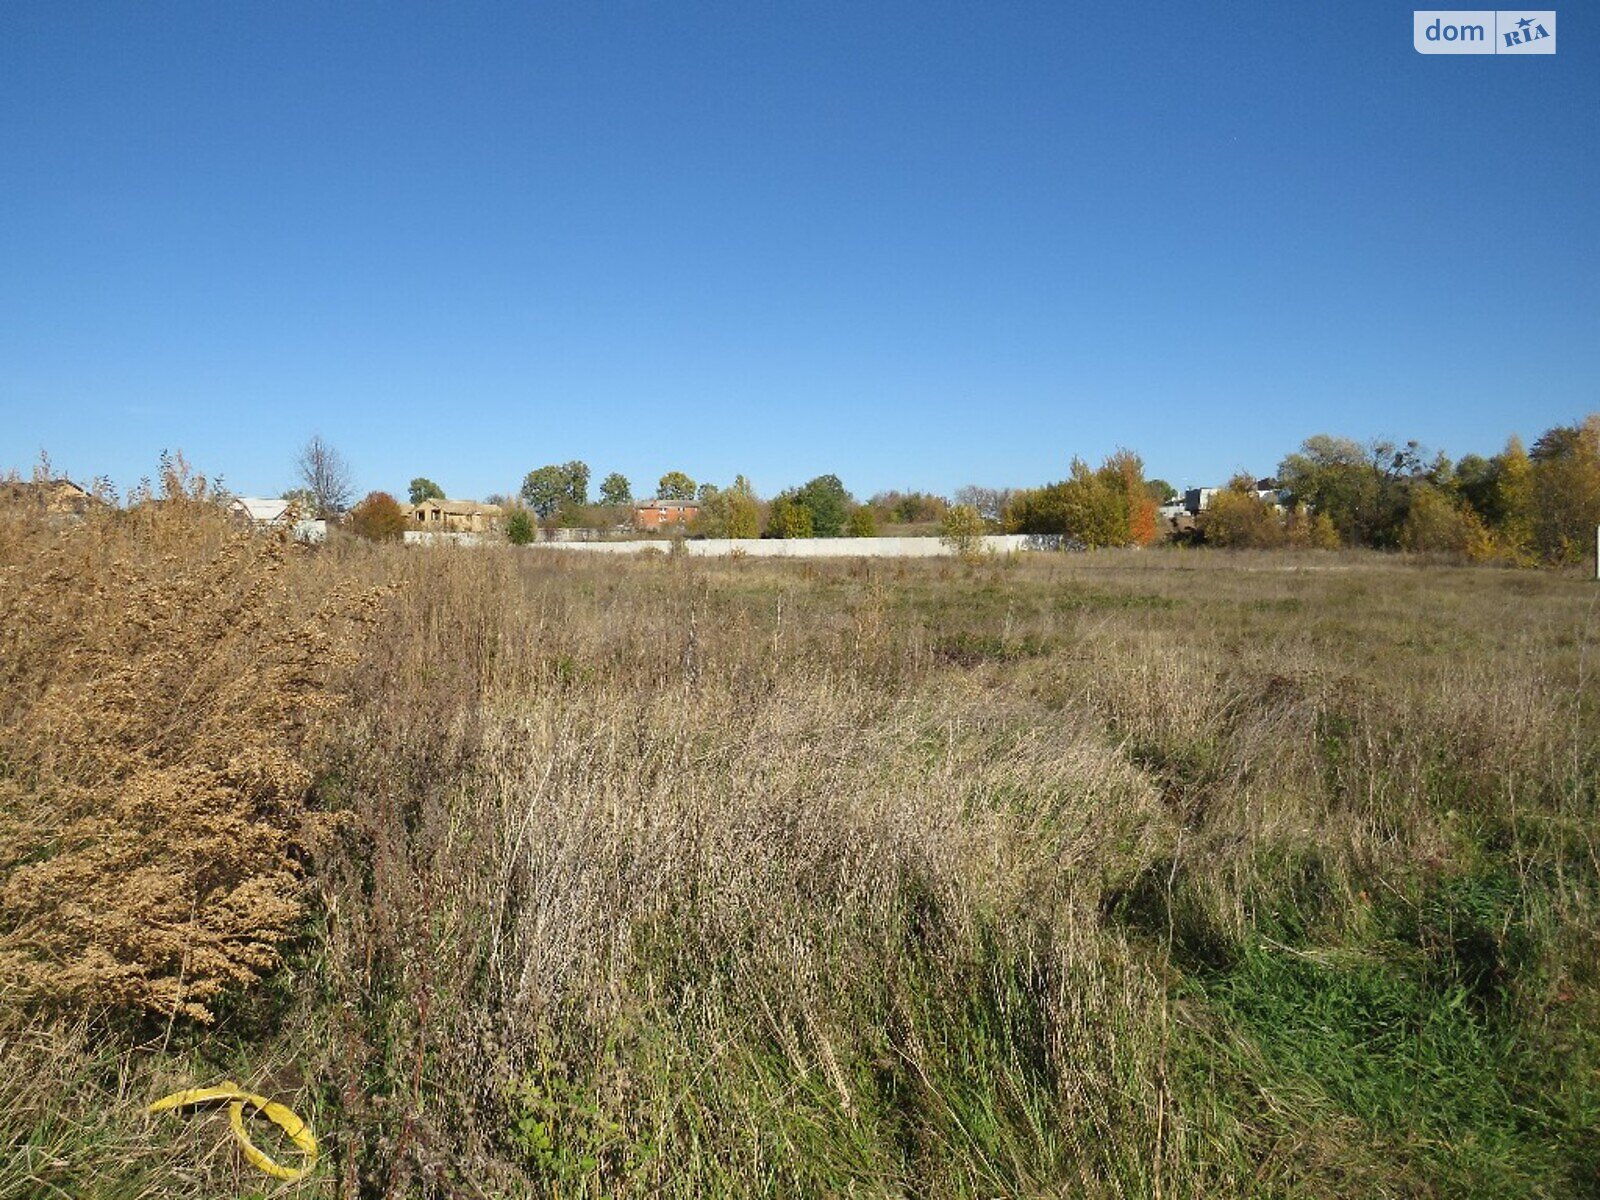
[4,506,1598,1197]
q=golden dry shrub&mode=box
[0,483,383,1022]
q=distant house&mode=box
[1182,486,1281,515]
[229,496,326,543]
[230,496,292,526]
[634,498,700,529]
[405,498,503,534]
[0,477,98,516]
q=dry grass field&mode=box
[3,498,1599,1198]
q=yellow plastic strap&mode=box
[149,1080,319,1181]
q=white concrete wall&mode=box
[526,534,1064,558]
[538,526,633,542]
[404,530,488,547]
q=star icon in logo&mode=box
[1517,16,1533,28]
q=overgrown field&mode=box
[3,500,1599,1198]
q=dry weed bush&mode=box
[0,481,383,1023]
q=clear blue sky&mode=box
[3,2,1595,502]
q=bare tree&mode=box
[954,485,1015,527]
[295,435,354,517]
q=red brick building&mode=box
[633,498,700,529]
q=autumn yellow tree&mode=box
[1399,484,1476,554]
[766,494,813,538]
[1285,504,1341,550]
[1529,415,1600,563]
[1108,449,1159,546]
[1496,436,1536,561]
[1007,457,1131,547]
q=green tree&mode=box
[1367,440,1429,549]
[521,466,566,517]
[347,491,408,541]
[1145,479,1178,505]
[1277,435,1382,546]
[657,471,696,501]
[1002,487,1055,535]
[877,490,951,525]
[766,494,813,538]
[408,477,445,505]
[598,472,632,506]
[793,474,853,537]
[691,491,728,537]
[521,461,589,517]
[563,460,590,506]
[504,508,536,545]
[847,506,877,537]
[1454,453,1502,525]
[940,504,985,558]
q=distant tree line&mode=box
[306,413,1600,564]
[1192,417,1600,564]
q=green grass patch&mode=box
[1053,588,1177,613]
[1174,865,1600,1196]
[932,630,1053,667]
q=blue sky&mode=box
[2,2,1595,502]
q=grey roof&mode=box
[232,497,291,523]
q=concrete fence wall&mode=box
[404,530,489,547]
[525,534,1064,558]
